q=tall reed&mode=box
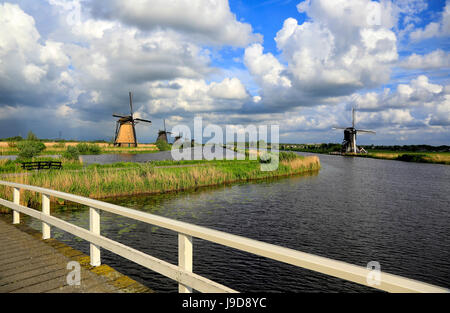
[0,157,320,209]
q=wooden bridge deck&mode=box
[0,218,152,293]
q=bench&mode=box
[21,161,62,171]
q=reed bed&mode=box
[424,154,450,163]
[0,156,320,210]
[370,153,399,159]
[282,155,320,170]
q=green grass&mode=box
[0,156,320,209]
[280,146,450,165]
[0,145,160,156]
[0,159,19,173]
[357,151,450,165]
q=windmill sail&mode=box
[333,107,375,154]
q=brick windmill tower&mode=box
[113,92,151,147]
[333,107,375,153]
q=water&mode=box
[3,145,242,165]
[23,153,450,292]
[80,146,244,165]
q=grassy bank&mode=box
[350,151,450,165]
[281,143,450,165]
[0,155,320,210]
[283,147,450,165]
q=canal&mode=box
[23,152,450,292]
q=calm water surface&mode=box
[80,146,243,165]
[23,153,450,292]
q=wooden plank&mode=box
[0,219,149,293]
[0,199,237,293]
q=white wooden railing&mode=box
[0,180,448,293]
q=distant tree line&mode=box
[281,143,341,153]
[359,144,450,152]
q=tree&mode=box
[26,131,39,141]
[16,140,46,159]
[156,139,171,151]
[62,146,80,160]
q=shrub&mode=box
[0,159,17,173]
[26,131,39,141]
[53,142,66,149]
[16,140,46,159]
[76,143,101,154]
[279,151,301,162]
[88,143,101,154]
[396,154,428,163]
[156,139,171,151]
[62,146,80,160]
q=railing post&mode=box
[42,194,51,239]
[13,187,20,224]
[89,207,101,266]
[178,233,193,293]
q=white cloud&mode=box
[40,40,70,67]
[0,3,73,99]
[351,75,449,130]
[410,0,450,41]
[1,0,449,144]
[144,77,249,116]
[88,0,262,47]
[244,43,291,88]
[22,64,47,84]
[0,3,40,54]
[243,0,398,112]
[399,49,450,69]
[429,94,450,126]
[285,0,398,88]
[352,75,445,111]
[360,109,415,125]
[394,0,428,16]
[208,78,249,100]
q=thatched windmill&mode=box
[333,107,375,153]
[156,119,172,143]
[113,92,151,147]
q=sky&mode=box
[0,0,449,145]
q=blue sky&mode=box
[0,0,449,145]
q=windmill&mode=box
[156,119,172,143]
[333,107,375,153]
[113,92,151,147]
